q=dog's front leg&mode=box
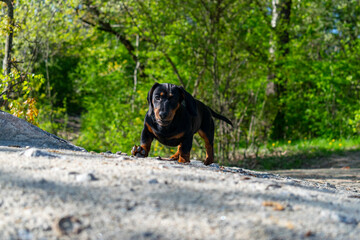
[177,135,193,164]
[170,145,181,160]
[131,126,154,157]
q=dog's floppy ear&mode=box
[147,82,160,116]
[179,86,197,116]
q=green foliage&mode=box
[0,70,45,125]
[1,0,359,163]
[69,32,150,152]
[348,110,360,134]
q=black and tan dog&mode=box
[131,83,233,165]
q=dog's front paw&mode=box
[131,145,146,158]
[178,153,190,164]
[170,152,180,160]
[203,157,213,166]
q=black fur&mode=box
[131,83,233,165]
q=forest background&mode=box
[1,0,359,168]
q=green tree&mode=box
[2,0,358,161]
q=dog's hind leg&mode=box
[198,119,215,165]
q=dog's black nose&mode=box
[159,111,167,119]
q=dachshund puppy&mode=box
[131,83,232,165]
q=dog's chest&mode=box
[154,131,185,147]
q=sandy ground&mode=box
[270,168,360,193]
[270,151,360,193]
[0,146,359,240]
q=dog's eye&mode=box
[154,96,160,101]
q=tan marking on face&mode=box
[164,103,180,122]
[160,92,164,96]
[154,107,160,121]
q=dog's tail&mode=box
[209,108,233,127]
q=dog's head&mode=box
[147,83,197,127]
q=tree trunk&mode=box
[1,0,14,76]
[270,0,292,140]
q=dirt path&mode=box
[270,168,360,193]
[270,151,360,193]
[0,146,359,240]
[308,151,360,169]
